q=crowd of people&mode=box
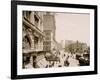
[23,49,90,69]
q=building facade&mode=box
[22,11,46,68]
[22,11,58,68]
[43,12,56,52]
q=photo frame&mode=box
[11,0,97,79]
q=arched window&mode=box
[23,35,31,49]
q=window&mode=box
[34,15,39,27]
[23,36,31,49]
[26,11,31,20]
[34,37,39,49]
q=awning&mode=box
[45,55,60,61]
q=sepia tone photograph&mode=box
[11,1,97,79]
[22,11,90,69]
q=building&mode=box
[22,11,46,68]
[60,40,65,49]
[22,11,59,68]
[43,12,56,52]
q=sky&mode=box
[55,12,90,45]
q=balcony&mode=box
[23,17,45,37]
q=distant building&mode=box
[60,40,66,49]
[57,42,63,50]
[65,40,74,47]
[65,40,88,53]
